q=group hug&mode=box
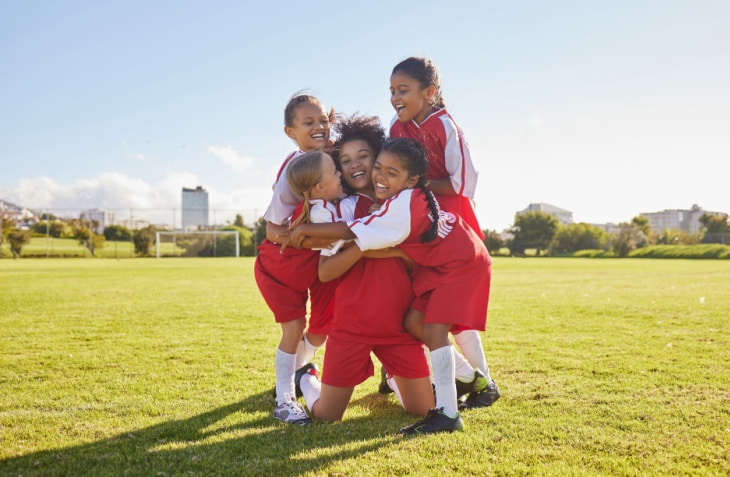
[254,57,498,436]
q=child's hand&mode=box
[368,203,381,214]
[280,227,306,252]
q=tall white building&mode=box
[182,186,209,231]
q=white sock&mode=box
[387,376,405,409]
[453,348,476,383]
[275,348,296,405]
[295,334,323,369]
[453,330,491,380]
[430,345,458,418]
[300,372,321,411]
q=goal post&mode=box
[156,230,239,258]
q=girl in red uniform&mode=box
[297,115,435,421]
[254,94,338,426]
[389,57,499,409]
[285,137,493,435]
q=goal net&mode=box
[155,231,240,258]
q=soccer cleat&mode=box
[378,366,394,394]
[294,363,319,398]
[455,369,489,398]
[273,397,311,426]
[399,408,464,436]
[460,379,501,409]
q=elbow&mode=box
[318,270,335,283]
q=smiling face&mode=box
[390,71,436,125]
[337,139,375,196]
[371,149,419,200]
[284,102,331,151]
[315,154,344,201]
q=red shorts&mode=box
[321,337,430,387]
[254,241,336,334]
[410,290,481,334]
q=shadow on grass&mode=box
[1,390,403,476]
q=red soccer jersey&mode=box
[390,109,484,239]
[348,188,491,330]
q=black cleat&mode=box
[399,408,464,436]
[460,380,500,409]
[294,362,319,398]
[455,369,488,398]
[378,366,394,394]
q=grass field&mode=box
[1,258,728,476]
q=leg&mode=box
[311,383,354,422]
[392,375,434,416]
[403,309,425,342]
[275,318,305,403]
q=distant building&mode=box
[182,186,209,231]
[640,204,722,234]
[85,209,115,234]
[517,203,573,225]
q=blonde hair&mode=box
[286,150,327,229]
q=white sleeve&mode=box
[309,200,338,224]
[349,190,413,251]
[336,195,357,222]
[309,200,346,257]
[263,170,300,226]
[442,117,478,198]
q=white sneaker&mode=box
[273,396,311,426]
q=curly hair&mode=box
[380,137,440,243]
[331,114,385,194]
[392,57,445,109]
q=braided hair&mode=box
[392,57,446,109]
[285,150,326,229]
[380,138,440,243]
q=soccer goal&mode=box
[156,230,239,258]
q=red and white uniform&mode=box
[320,193,430,387]
[349,188,492,331]
[254,151,335,335]
[390,109,484,239]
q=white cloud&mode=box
[0,171,272,227]
[208,145,256,173]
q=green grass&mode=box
[1,258,728,476]
[1,237,183,258]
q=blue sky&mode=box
[1,1,728,230]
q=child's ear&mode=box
[284,125,296,140]
[423,85,437,103]
[406,175,419,189]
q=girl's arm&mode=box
[442,118,478,198]
[281,222,355,251]
[426,178,456,196]
[266,221,289,243]
[318,243,363,282]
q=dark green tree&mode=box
[482,229,504,254]
[104,224,132,241]
[233,214,245,228]
[699,213,730,244]
[8,229,30,258]
[510,211,559,256]
[549,223,609,255]
[133,225,157,256]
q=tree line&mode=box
[481,211,730,257]
[2,211,728,259]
